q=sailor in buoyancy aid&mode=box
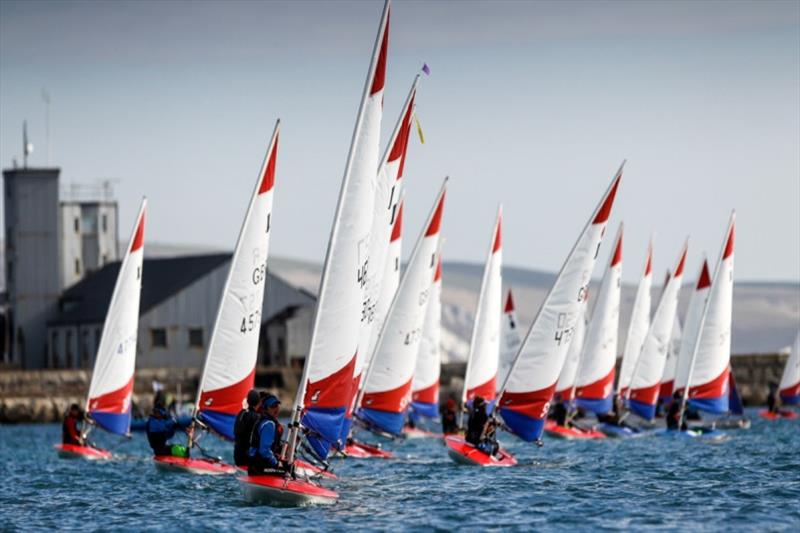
[62,403,85,446]
[465,396,499,456]
[146,398,188,457]
[248,394,285,475]
[233,389,261,467]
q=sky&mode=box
[1,0,798,282]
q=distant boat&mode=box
[675,213,736,430]
[778,331,800,407]
[445,163,622,466]
[55,199,146,460]
[460,207,503,416]
[574,224,623,415]
[342,75,419,454]
[357,182,447,437]
[673,259,712,403]
[626,241,688,421]
[659,315,683,403]
[407,252,443,437]
[154,122,279,476]
[254,1,391,506]
[616,241,652,397]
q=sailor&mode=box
[62,403,85,446]
[145,399,188,457]
[551,401,569,427]
[248,394,285,475]
[440,397,458,435]
[766,383,778,414]
[666,391,687,431]
[465,396,489,446]
[233,389,261,467]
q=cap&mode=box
[261,394,281,409]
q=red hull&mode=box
[758,410,798,420]
[544,420,607,440]
[54,443,112,460]
[444,436,517,467]
[153,455,236,475]
[344,441,394,459]
[239,475,338,506]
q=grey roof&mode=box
[48,253,315,326]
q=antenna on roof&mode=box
[23,121,33,168]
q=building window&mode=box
[75,258,81,275]
[188,328,204,348]
[150,328,167,348]
[74,217,79,233]
[102,214,108,233]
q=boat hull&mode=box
[444,436,516,467]
[344,441,394,459]
[544,420,606,440]
[758,410,798,420]
[54,443,112,460]
[295,459,336,479]
[153,456,236,475]
[239,475,338,506]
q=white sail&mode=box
[674,259,711,393]
[555,301,587,400]
[617,241,652,394]
[287,1,391,462]
[659,315,683,399]
[498,164,623,442]
[779,331,800,404]
[359,181,447,435]
[680,213,735,414]
[86,199,146,436]
[575,224,623,413]
[411,253,443,417]
[359,78,418,380]
[497,289,522,390]
[462,208,503,403]
[194,122,280,440]
[627,241,688,420]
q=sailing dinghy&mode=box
[616,241,652,398]
[154,122,279,475]
[240,2,391,505]
[406,253,443,439]
[448,164,623,466]
[356,182,447,438]
[672,213,735,438]
[760,332,799,419]
[625,241,688,421]
[55,199,147,460]
[345,76,420,457]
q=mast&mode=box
[678,212,735,429]
[285,0,391,465]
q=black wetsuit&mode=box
[233,407,260,467]
[465,406,488,446]
[666,401,686,431]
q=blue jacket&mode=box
[146,408,176,442]
[249,418,278,467]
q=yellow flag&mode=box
[414,114,425,145]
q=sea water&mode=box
[1,409,798,531]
